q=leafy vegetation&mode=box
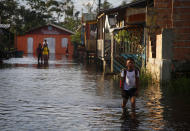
[139,68,153,86]
[121,1,127,6]
[100,0,113,9]
[83,0,113,14]
[139,68,190,95]
[114,29,145,62]
[71,31,81,45]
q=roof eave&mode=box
[48,23,75,35]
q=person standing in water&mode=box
[66,46,69,57]
[120,57,140,113]
[43,40,48,46]
[42,43,49,64]
[36,43,43,64]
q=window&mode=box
[108,15,117,28]
[62,38,68,48]
[48,26,52,31]
[150,35,156,58]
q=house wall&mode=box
[146,0,190,81]
[126,8,146,24]
[85,21,97,52]
[16,34,73,55]
[97,16,105,60]
[173,0,190,61]
[86,40,96,52]
[147,29,173,81]
[146,0,173,81]
[97,40,104,59]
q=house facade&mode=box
[81,13,97,57]
[96,0,147,72]
[96,0,190,81]
[97,9,117,71]
[146,0,190,81]
[15,23,75,55]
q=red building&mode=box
[15,23,75,55]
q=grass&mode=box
[139,68,153,86]
[139,68,190,95]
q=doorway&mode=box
[27,37,33,53]
[44,38,55,54]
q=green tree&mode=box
[59,17,80,32]
[0,0,20,47]
[60,0,81,32]
[121,1,127,6]
[93,0,113,13]
[83,2,94,13]
[65,5,74,17]
[71,31,81,44]
[101,0,113,10]
[25,0,46,13]
[15,6,47,34]
[0,0,48,44]
[46,0,66,22]
[25,0,67,22]
[0,0,18,24]
[74,11,80,21]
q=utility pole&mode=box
[98,0,101,13]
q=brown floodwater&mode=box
[0,54,190,131]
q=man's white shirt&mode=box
[121,70,139,90]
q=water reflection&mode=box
[120,110,139,131]
[161,86,190,130]
[0,55,190,130]
[139,84,165,130]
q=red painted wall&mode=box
[16,34,73,55]
[15,25,74,56]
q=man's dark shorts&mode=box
[121,88,137,99]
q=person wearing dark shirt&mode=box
[36,43,43,64]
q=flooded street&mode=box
[0,55,190,131]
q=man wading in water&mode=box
[120,57,140,115]
[36,43,43,64]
